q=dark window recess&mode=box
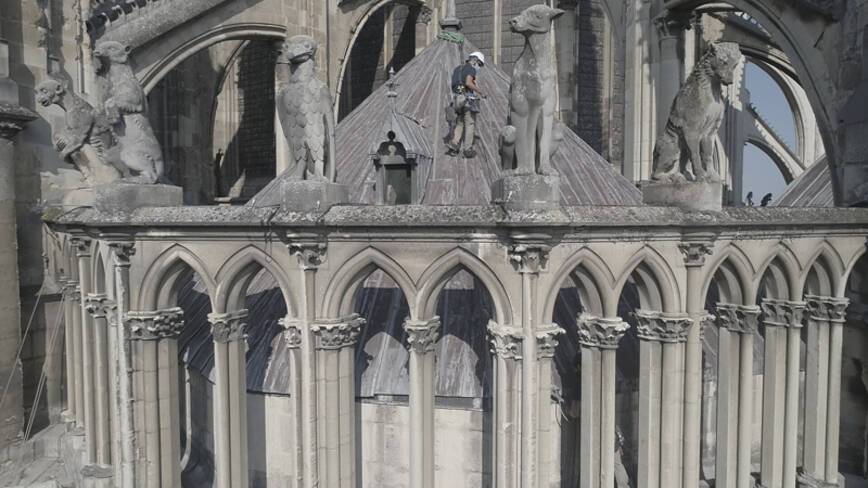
[385,165,413,204]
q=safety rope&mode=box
[25,289,66,440]
[0,281,47,420]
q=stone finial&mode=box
[487,322,523,360]
[650,42,742,183]
[760,299,807,328]
[577,314,630,349]
[311,314,365,350]
[679,242,713,267]
[537,324,565,358]
[634,310,692,343]
[404,317,441,353]
[805,295,850,323]
[126,308,184,341]
[208,310,249,343]
[715,303,761,334]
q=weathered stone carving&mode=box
[487,322,523,359]
[93,40,165,184]
[805,295,849,322]
[404,318,441,353]
[208,310,249,343]
[651,42,743,182]
[276,35,336,182]
[311,315,365,350]
[634,310,692,343]
[35,77,122,185]
[761,299,806,328]
[678,242,713,267]
[278,317,303,349]
[126,308,184,340]
[508,241,552,274]
[577,314,630,349]
[715,303,761,334]
[502,5,564,176]
[536,324,565,358]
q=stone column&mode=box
[73,237,98,462]
[576,314,630,488]
[84,293,117,465]
[509,240,550,488]
[801,296,849,487]
[536,324,564,487]
[488,322,523,488]
[279,318,304,488]
[404,317,440,488]
[71,281,86,430]
[61,279,78,421]
[678,241,713,488]
[110,242,137,488]
[208,310,249,488]
[311,315,365,488]
[414,7,433,55]
[758,299,805,488]
[634,310,692,488]
[715,303,760,488]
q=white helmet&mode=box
[468,51,485,66]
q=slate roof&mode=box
[774,156,834,207]
[254,35,642,207]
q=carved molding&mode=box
[311,314,365,350]
[761,299,806,328]
[537,324,565,358]
[577,314,630,350]
[487,322,523,360]
[678,242,713,267]
[278,317,303,349]
[805,295,849,323]
[715,303,761,334]
[84,293,116,319]
[126,307,184,341]
[634,310,692,343]
[288,242,327,270]
[208,310,248,343]
[404,317,441,354]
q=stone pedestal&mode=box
[640,179,723,211]
[491,174,561,209]
[93,182,183,212]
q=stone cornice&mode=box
[278,317,303,349]
[126,307,184,340]
[761,299,806,328]
[487,322,523,360]
[311,314,365,350]
[805,295,849,323]
[577,314,630,350]
[404,317,441,354]
[715,303,761,334]
[634,310,692,343]
[537,324,566,358]
[207,310,248,343]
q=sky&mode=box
[740,62,796,204]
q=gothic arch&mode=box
[542,248,616,320]
[416,247,513,325]
[322,247,418,319]
[701,245,755,305]
[800,242,845,297]
[138,244,218,311]
[613,246,681,314]
[755,245,801,301]
[214,245,296,315]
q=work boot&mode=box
[446,142,460,156]
[463,147,476,158]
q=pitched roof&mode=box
[254,36,642,207]
[774,156,834,207]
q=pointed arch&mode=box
[613,246,681,313]
[138,244,218,311]
[800,242,845,297]
[214,245,296,315]
[416,247,513,325]
[542,247,616,319]
[842,242,868,297]
[322,247,418,319]
[702,244,756,305]
[755,244,801,301]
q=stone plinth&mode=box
[277,179,349,212]
[641,179,723,211]
[92,182,183,212]
[491,174,560,209]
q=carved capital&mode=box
[508,241,551,274]
[487,322,523,360]
[278,317,303,349]
[289,242,327,270]
[537,324,565,358]
[109,242,136,267]
[760,299,806,328]
[84,293,116,319]
[577,314,630,350]
[404,317,441,354]
[69,284,82,302]
[70,236,93,257]
[634,310,692,343]
[805,295,849,323]
[126,308,184,341]
[311,314,365,350]
[208,310,248,343]
[715,303,761,334]
[678,242,713,267]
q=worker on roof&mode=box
[446,51,486,158]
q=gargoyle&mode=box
[651,42,743,182]
[276,35,336,182]
[35,77,122,185]
[93,40,165,184]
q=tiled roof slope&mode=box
[775,156,834,207]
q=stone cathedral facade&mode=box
[1,1,868,488]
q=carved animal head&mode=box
[35,77,67,107]
[705,42,743,86]
[277,35,318,65]
[92,41,131,72]
[509,5,564,35]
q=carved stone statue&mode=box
[651,42,743,182]
[276,35,336,182]
[502,5,564,176]
[93,40,165,184]
[35,77,122,185]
